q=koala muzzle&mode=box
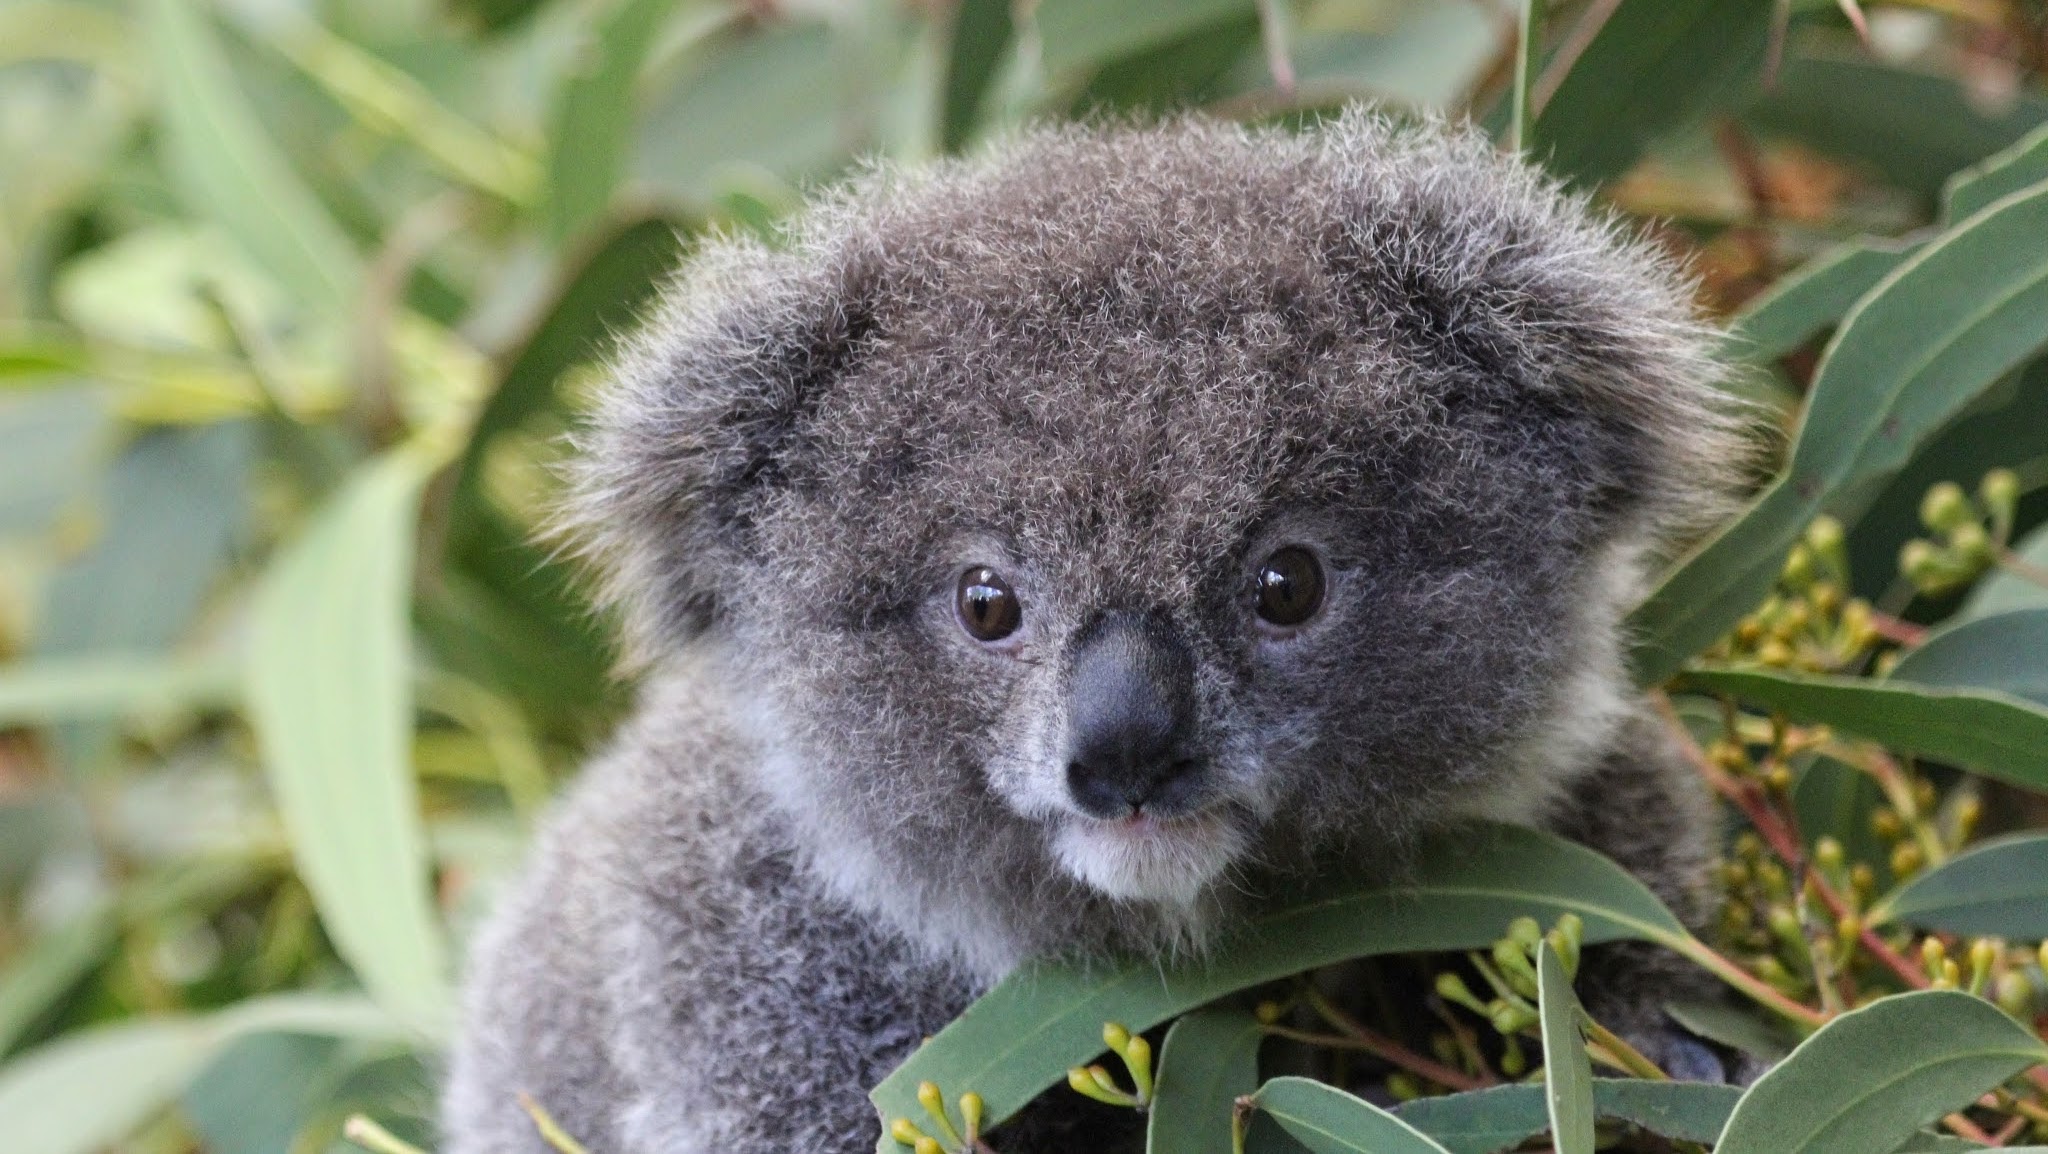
[1063,611,1203,819]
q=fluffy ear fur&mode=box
[563,109,1747,664]
[563,236,886,660]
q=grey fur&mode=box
[443,110,1744,1153]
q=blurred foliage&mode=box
[3,0,2048,1152]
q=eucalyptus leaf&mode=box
[1683,667,2048,793]
[1147,1009,1263,1154]
[1034,0,1253,78]
[1714,990,2048,1154]
[1945,121,2048,225]
[141,0,359,313]
[1536,941,1593,1154]
[872,823,1688,1133]
[0,654,238,727]
[0,995,406,1154]
[1872,832,2048,939]
[1961,524,2048,620]
[1726,240,1917,366]
[1529,0,1775,187]
[1889,608,2048,707]
[1392,1080,1743,1154]
[246,446,453,1031]
[545,0,688,242]
[1633,179,2048,685]
[0,906,118,1058]
[0,390,106,537]
[1248,1076,1452,1154]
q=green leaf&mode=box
[141,0,359,313]
[246,446,452,1031]
[1536,941,1593,1154]
[181,1032,347,1154]
[1746,42,2048,201]
[545,0,696,242]
[633,22,851,207]
[0,655,238,727]
[0,995,406,1154]
[1683,667,2048,793]
[1147,1009,1264,1154]
[1962,523,2048,620]
[939,0,1013,153]
[1632,179,2048,685]
[1714,990,2048,1154]
[1792,754,1892,892]
[0,907,118,1058]
[1393,1080,1742,1154]
[1726,240,1917,365]
[1890,608,2048,707]
[872,823,1688,1133]
[0,390,106,536]
[1661,1000,1795,1063]
[1529,0,1775,186]
[37,423,251,657]
[1945,121,2048,225]
[1249,1077,1452,1154]
[1034,0,1253,77]
[1871,832,2048,939]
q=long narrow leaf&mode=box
[246,446,452,1030]
[1633,179,2048,684]
[1714,990,2048,1154]
[872,823,1688,1134]
[1537,942,1593,1154]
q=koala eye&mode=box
[1255,546,1325,628]
[956,567,1022,642]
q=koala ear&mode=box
[562,236,881,663]
[1316,113,1750,543]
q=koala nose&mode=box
[1063,611,1202,819]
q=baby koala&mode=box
[442,110,1741,1153]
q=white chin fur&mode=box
[1054,813,1241,906]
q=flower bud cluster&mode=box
[1899,469,2021,597]
[1713,517,1880,672]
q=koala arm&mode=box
[1540,702,1729,1078]
[443,672,981,1154]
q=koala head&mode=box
[571,111,1741,969]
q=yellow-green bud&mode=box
[1507,917,1543,949]
[1775,599,1812,638]
[1996,970,2037,1019]
[1900,539,1947,587]
[917,1082,963,1147]
[1836,914,1862,955]
[1949,521,1994,566]
[1981,468,2020,525]
[1123,1035,1153,1102]
[1494,940,1539,999]
[1556,913,1584,948]
[1255,1000,1285,1024]
[959,1093,983,1139]
[2039,941,2048,973]
[1920,481,1972,534]
[1872,807,1902,840]
[1436,972,1485,1013]
[891,1118,927,1148]
[1840,599,1877,650]
[1937,959,1962,989]
[1386,1073,1423,1101]
[1102,1022,1131,1055]
[1814,836,1845,870]
[1490,1002,1535,1034]
[1922,936,1947,974]
[1892,842,1925,878]
[1758,639,1795,667]
[1850,863,1876,898]
[1914,778,1938,811]
[1765,763,1795,792]
[915,1138,944,1154]
[1968,939,1999,995]
[1500,1035,1528,1076]
[1768,904,1803,944]
[1805,516,1847,564]
[1811,581,1842,616]
[1782,544,1816,588]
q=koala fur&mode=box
[442,109,1744,1153]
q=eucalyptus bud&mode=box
[1920,481,1973,534]
[1968,939,1999,995]
[1892,842,1925,878]
[1386,1073,1423,1101]
[1981,468,2020,533]
[1436,972,1487,1014]
[1996,970,2037,1019]
[1805,516,1848,576]
[1948,521,1994,567]
[1814,837,1845,870]
[1782,544,1816,588]
[891,1119,927,1148]
[917,1082,963,1148]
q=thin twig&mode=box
[1998,547,2048,591]
[520,1092,593,1154]
[1254,0,1295,98]
[343,1116,430,1154]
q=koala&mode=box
[441,109,1745,1154]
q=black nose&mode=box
[1063,611,1202,819]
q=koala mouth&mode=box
[1053,805,1243,907]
